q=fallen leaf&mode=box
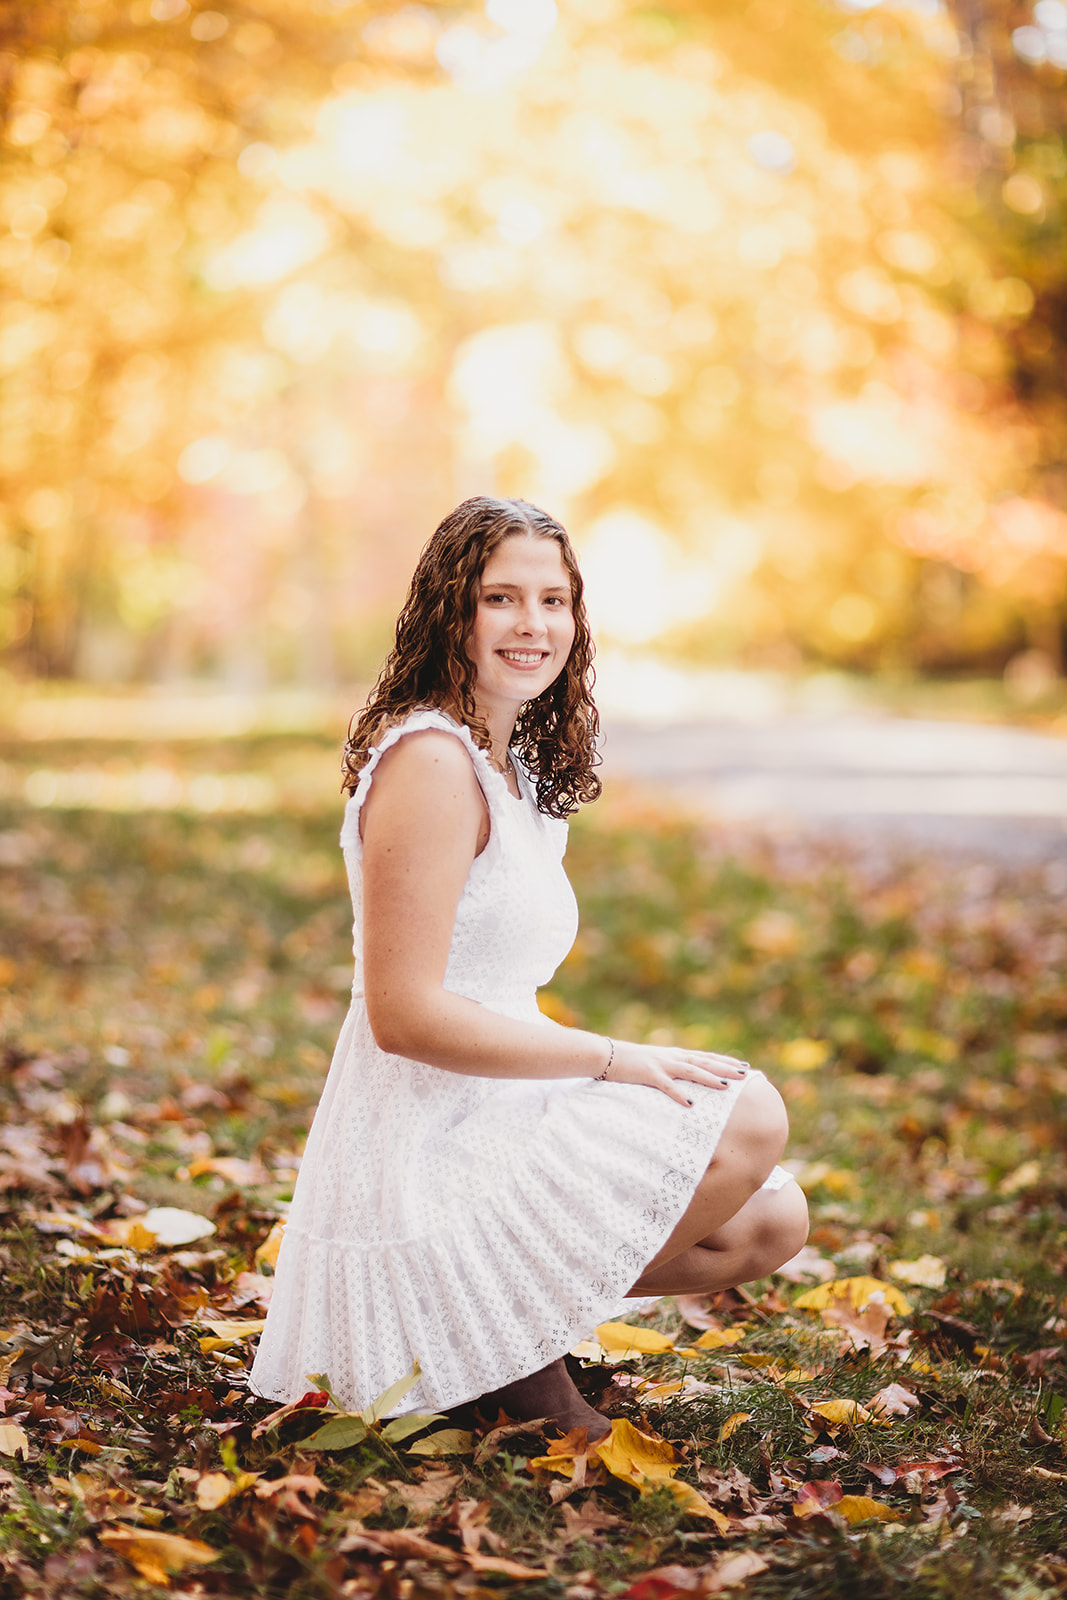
[186,1155,269,1186]
[717,1412,752,1443]
[559,1495,622,1544]
[675,1296,723,1331]
[692,1327,745,1350]
[104,1218,158,1251]
[250,1388,330,1438]
[0,1423,29,1459]
[596,1321,674,1355]
[835,1494,903,1524]
[407,1428,475,1458]
[820,1299,893,1356]
[390,1471,460,1518]
[474,1417,548,1463]
[703,1551,769,1590]
[252,1473,326,1519]
[97,1528,220,1585]
[889,1255,947,1289]
[793,1479,843,1517]
[227,1271,275,1311]
[809,1399,879,1428]
[254,1221,286,1272]
[595,1418,728,1527]
[794,1277,912,1316]
[624,1563,704,1600]
[340,1523,546,1578]
[868,1382,920,1419]
[196,1470,259,1509]
[194,1318,267,1354]
[141,1207,216,1247]
[0,1348,25,1387]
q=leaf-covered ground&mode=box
[1,731,1065,1600]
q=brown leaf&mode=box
[339,1522,547,1579]
[868,1382,920,1418]
[227,1271,275,1311]
[703,1552,770,1591]
[820,1299,893,1357]
[675,1296,724,1331]
[253,1473,325,1520]
[473,1415,548,1463]
[1019,1347,1062,1376]
[389,1470,460,1519]
[558,1494,622,1544]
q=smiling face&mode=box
[467,534,577,726]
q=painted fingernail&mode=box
[687,1097,694,1107]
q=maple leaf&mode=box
[794,1277,913,1316]
[820,1298,894,1356]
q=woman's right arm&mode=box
[360,731,746,1107]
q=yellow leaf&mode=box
[809,1399,876,1427]
[737,1354,814,1382]
[717,1412,752,1442]
[255,1221,286,1272]
[794,1277,912,1316]
[106,1218,159,1252]
[196,1471,259,1510]
[196,1473,233,1510]
[595,1321,674,1355]
[663,1479,730,1530]
[835,1494,903,1524]
[568,1339,604,1360]
[889,1255,947,1289]
[527,1451,576,1478]
[97,1528,221,1585]
[194,1318,267,1354]
[0,1423,29,1459]
[694,1326,745,1349]
[638,1381,687,1403]
[0,1349,25,1387]
[780,1037,830,1072]
[594,1417,680,1486]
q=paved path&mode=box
[599,714,1067,865]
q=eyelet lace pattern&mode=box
[249,708,788,1416]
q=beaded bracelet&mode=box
[594,1038,615,1082]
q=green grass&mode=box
[0,731,1064,1599]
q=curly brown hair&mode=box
[342,496,601,818]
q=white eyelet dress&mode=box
[249,708,792,1416]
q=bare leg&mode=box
[478,1357,611,1439]
[638,1073,790,1275]
[627,1180,809,1297]
[474,1077,795,1439]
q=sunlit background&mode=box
[1,0,1066,708]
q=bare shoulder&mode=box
[360,728,486,843]
[370,728,480,795]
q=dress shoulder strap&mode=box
[339,708,510,854]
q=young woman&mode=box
[249,496,807,1436]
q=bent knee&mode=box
[711,1074,789,1192]
[759,1180,809,1268]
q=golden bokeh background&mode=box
[1,0,1065,694]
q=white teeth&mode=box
[500,650,545,663]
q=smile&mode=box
[498,650,549,665]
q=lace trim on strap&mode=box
[340,708,512,856]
